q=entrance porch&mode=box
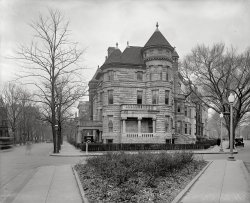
[121,117,160,143]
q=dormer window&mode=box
[108,70,114,81]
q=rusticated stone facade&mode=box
[79,24,208,144]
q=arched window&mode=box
[108,120,113,132]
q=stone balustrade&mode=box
[125,133,154,138]
[121,104,158,111]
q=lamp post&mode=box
[55,124,58,153]
[228,93,235,161]
[220,113,224,152]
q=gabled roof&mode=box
[104,49,122,64]
[90,67,101,81]
[120,46,144,65]
[144,29,173,50]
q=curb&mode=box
[49,150,238,157]
[50,153,87,157]
[171,160,213,203]
[72,166,89,203]
[193,151,238,154]
[50,153,103,157]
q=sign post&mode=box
[86,141,88,154]
[86,140,91,154]
[84,136,92,154]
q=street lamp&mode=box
[228,93,235,161]
[55,124,58,153]
[219,113,224,152]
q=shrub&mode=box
[85,151,194,186]
[75,151,207,202]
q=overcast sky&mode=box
[1,0,250,88]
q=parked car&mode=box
[46,139,53,143]
[235,137,244,147]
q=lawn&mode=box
[75,151,207,203]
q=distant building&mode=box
[77,23,208,144]
[78,101,90,120]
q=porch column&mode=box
[76,128,82,144]
[122,117,127,133]
[153,117,156,133]
[138,117,142,133]
[99,131,102,142]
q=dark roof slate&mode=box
[103,46,144,66]
[144,30,173,50]
[120,46,144,65]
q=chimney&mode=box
[107,47,116,57]
[127,41,129,48]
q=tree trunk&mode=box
[226,122,236,149]
[12,128,16,145]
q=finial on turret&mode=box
[127,41,129,48]
[116,42,118,49]
[156,22,159,31]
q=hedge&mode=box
[75,143,214,151]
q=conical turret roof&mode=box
[143,23,173,51]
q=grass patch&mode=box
[75,151,207,203]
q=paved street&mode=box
[1,140,250,203]
[0,142,86,203]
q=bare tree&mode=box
[181,43,250,147]
[55,75,87,150]
[18,89,32,144]
[16,9,85,153]
[1,83,23,144]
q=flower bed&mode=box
[75,151,207,203]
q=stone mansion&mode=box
[77,24,208,144]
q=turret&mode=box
[142,22,174,63]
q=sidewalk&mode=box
[12,142,248,203]
[50,141,103,157]
[174,160,250,203]
[12,165,82,203]
[193,140,238,154]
